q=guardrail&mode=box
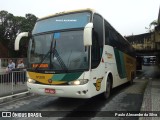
[0,70,28,97]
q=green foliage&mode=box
[0,10,38,58]
[150,20,158,27]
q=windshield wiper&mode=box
[54,49,68,72]
[34,47,51,71]
[52,40,68,72]
[35,37,68,72]
[35,37,54,71]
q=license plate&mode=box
[45,88,56,94]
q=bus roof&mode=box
[38,8,95,21]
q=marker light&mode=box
[28,78,36,83]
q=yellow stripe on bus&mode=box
[28,72,66,85]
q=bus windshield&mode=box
[28,30,89,72]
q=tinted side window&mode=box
[91,14,104,69]
[104,20,109,45]
[93,14,103,46]
[104,20,135,57]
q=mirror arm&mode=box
[14,32,29,51]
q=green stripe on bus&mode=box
[52,72,83,82]
[114,48,126,79]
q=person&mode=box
[5,59,15,83]
[17,59,24,69]
[16,59,25,84]
[6,59,15,73]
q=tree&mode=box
[145,20,158,33]
[20,13,37,32]
[18,14,38,57]
[0,10,8,26]
[0,10,38,58]
[0,10,8,42]
[0,10,11,51]
[149,20,158,30]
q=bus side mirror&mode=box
[14,32,29,51]
[83,23,93,46]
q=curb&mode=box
[139,80,151,120]
[140,79,151,111]
[0,91,31,104]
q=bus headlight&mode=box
[68,79,89,85]
[28,78,36,83]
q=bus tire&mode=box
[101,77,111,99]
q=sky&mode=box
[0,0,159,36]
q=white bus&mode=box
[15,9,136,99]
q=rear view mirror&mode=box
[15,32,29,51]
[83,23,93,46]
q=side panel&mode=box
[102,45,136,89]
[89,61,106,97]
[124,54,136,81]
[88,45,116,97]
[113,47,136,85]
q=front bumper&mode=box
[27,82,91,98]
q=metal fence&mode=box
[0,70,28,97]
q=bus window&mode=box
[91,14,104,69]
[104,20,109,45]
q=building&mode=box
[126,7,160,53]
[126,32,155,51]
[154,7,160,50]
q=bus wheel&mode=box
[102,77,111,99]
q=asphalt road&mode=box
[0,65,159,120]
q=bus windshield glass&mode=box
[28,30,89,72]
[32,12,91,34]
